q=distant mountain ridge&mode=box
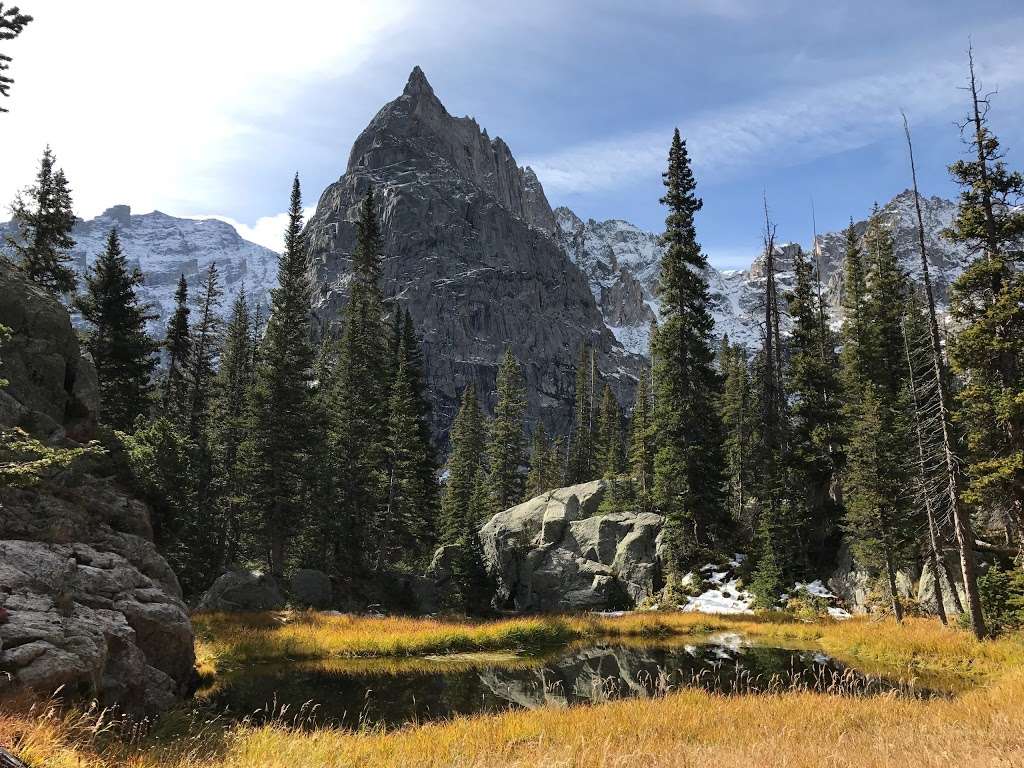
[555,190,967,353]
[1,205,278,334]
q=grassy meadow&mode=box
[3,612,1024,768]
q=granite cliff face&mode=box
[304,67,640,439]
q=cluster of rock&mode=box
[479,480,664,611]
[0,264,195,715]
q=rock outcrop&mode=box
[0,264,98,440]
[303,67,640,441]
[0,263,195,714]
[479,481,663,611]
[0,479,196,714]
[195,570,286,612]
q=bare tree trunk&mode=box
[902,319,948,625]
[902,112,986,638]
[885,545,904,622]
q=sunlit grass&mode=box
[194,610,1024,682]
[5,613,1024,767]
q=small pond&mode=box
[198,634,944,730]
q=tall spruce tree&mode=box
[75,228,157,430]
[651,129,728,570]
[185,262,222,440]
[7,146,77,295]
[719,337,754,530]
[943,48,1024,591]
[786,245,843,572]
[568,343,595,483]
[488,348,527,512]
[239,175,316,577]
[162,275,192,422]
[208,288,253,567]
[842,210,918,620]
[628,372,654,511]
[440,383,487,544]
[525,422,552,501]
[328,186,390,570]
[0,4,33,112]
[375,348,432,568]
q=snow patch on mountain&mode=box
[556,190,968,353]
[1,205,279,335]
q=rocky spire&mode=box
[403,65,435,99]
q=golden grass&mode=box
[194,610,1023,682]
[4,614,1024,768]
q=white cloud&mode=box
[0,0,413,220]
[201,207,317,253]
[526,40,1024,195]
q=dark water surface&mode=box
[199,634,943,730]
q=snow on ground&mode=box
[679,577,753,618]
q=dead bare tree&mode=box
[902,109,986,638]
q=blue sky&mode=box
[3,0,1023,268]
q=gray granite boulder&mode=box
[289,568,333,609]
[0,477,195,715]
[479,480,664,611]
[195,570,285,612]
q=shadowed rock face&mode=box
[0,263,194,715]
[304,67,640,442]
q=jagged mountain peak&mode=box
[304,70,641,442]
[403,65,434,98]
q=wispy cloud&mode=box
[526,41,1024,195]
[200,207,317,253]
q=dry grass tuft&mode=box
[4,614,1023,768]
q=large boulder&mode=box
[480,480,664,611]
[0,476,195,715]
[827,541,915,615]
[0,262,193,715]
[0,263,98,440]
[289,568,333,609]
[917,551,969,618]
[196,570,285,612]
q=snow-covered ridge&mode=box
[1,205,278,335]
[555,190,968,354]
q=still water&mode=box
[199,634,941,730]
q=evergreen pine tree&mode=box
[628,372,654,510]
[450,465,494,614]
[719,337,754,528]
[185,262,223,440]
[841,210,918,620]
[162,275,192,422]
[375,348,432,568]
[524,422,551,501]
[440,384,487,544]
[651,129,728,570]
[943,49,1024,551]
[328,186,390,570]
[75,228,157,431]
[7,146,77,295]
[488,347,526,512]
[786,245,843,572]
[0,4,33,112]
[239,174,316,577]
[568,343,594,483]
[208,288,253,567]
